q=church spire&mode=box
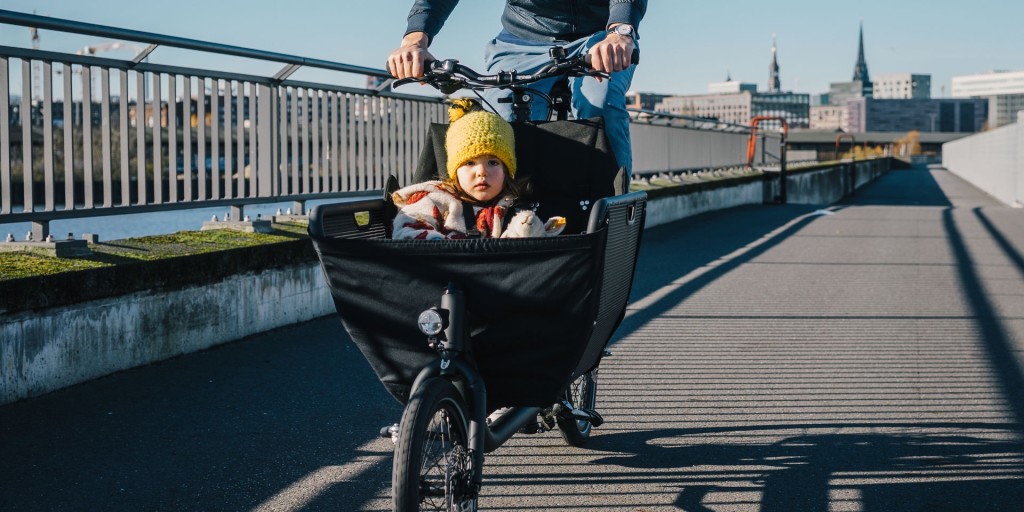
[768,35,781,92]
[852,22,870,82]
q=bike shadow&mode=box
[588,423,1024,512]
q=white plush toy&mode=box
[500,210,567,238]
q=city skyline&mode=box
[2,1,1023,98]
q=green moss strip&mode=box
[0,224,308,282]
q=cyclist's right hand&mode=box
[387,32,435,79]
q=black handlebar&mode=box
[388,46,639,94]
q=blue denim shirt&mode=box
[406,0,647,44]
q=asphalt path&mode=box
[3,165,1024,511]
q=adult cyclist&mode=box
[387,0,647,178]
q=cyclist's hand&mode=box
[588,31,635,75]
[388,32,434,79]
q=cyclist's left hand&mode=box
[588,32,635,74]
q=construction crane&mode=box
[74,42,149,102]
[30,25,42,103]
[75,41,147,58]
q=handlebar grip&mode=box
[384,59,440,78]
[581,49,640,68]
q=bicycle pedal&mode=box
[380,423,400,443]
[518,421,543,434]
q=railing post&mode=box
[31,220,49,241]
[257,83,274,198]
[778,129,787,204]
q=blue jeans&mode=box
[480,30,637,178]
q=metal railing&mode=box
[628,109,778,177]
[2,10,799,240]
[1,9,446,238]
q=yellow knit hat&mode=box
[445,99,517,179]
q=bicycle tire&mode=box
[392,378,477,512]
[556,368,598,447]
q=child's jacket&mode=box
[391,181,513,240]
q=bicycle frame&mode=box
[407,282,543,492]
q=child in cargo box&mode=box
[391,99,565,239]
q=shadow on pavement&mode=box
[944,207,1024,431]
[0,318,400,511]
[588,422,1024,512]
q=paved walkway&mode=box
[2,165,1023,511]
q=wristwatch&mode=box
[608,24,636,41]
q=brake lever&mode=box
[392,77,424,89]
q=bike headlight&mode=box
[417,308,445,336]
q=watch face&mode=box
[615,25,634,37]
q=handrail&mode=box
[835,133,856,159]
[628,108,753,133]
[0,9,391,79]
[746,116,789,203]
[1,10,786,242]
[0,11,450,241]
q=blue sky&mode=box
[3,0,1023,97]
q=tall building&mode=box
[768,37,781,93]
[829,23,873,106]
[873,73,930,99]
[951,70,1024,128]
[852,22,870,85]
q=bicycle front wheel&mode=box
[392,378,477,512]
[556,367,599,447]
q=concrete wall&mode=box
[942,111,1024,207]
[2,264,333,404]
[0,159,890,405]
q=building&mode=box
[707,80,757,95]
[655,89,809,129]
[656,93,750,124]
[951,70,1024,97]
[828,23,873,107]
[768,37,781,93]
[987,94,1024,128]
[653,40,809,129]
[951,70,1024,128]
[787,130,971,160]
[625,91,670,111]
[847,97,987,133]
[809,105,849,131]
[873,73,930,99]
[827,23,873,107]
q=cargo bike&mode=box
[308,48,646,511]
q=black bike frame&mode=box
[407,283,542,491]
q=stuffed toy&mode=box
[500,210,567,238]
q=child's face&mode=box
[456,155,506,202]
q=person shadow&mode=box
[588,424,1024,511]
